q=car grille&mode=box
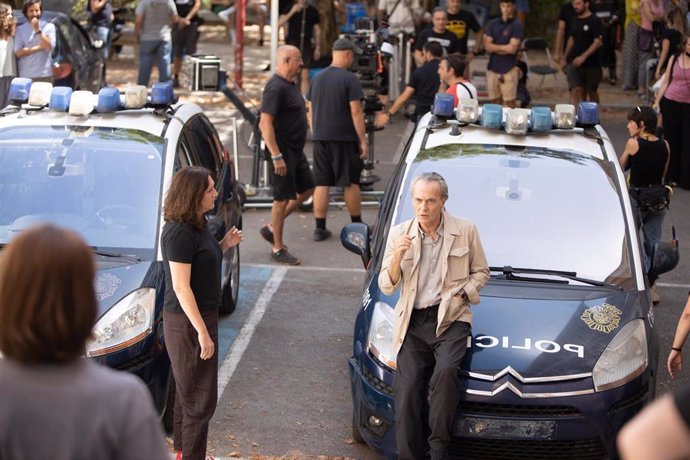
[450,438,607,460]
[459,401,581,417]
[362,365,394,396]
[112,350,153,372]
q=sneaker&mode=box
[259,224,274,245]
[271,248,300,265]
[609,76,617,85]
[313,228,332,241]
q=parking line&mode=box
[245,262,365,273]
[217,267,287,397]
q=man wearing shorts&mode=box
[306,38,367,242]
[483,0,523,108]
[171,0,201,88]
[564,0,603,105]
[258,45,315,265]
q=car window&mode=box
[0,126,165,258]
[182,115,222,176]
[394,144,634,288]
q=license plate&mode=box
[456,416,556,440]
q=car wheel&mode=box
[220,245,240,315]
[352,409,364,443]
[162,372,175,434]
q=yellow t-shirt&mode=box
[626,0,642,28]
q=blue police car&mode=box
[342,100,677,459]
[0,79,242,429]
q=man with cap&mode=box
[14,0,56,82]
[305,37,367,241]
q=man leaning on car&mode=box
[379,172,489,460]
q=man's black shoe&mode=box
[271,248,300,265]
[313,228,332,241]
[428,448,450,460]
[259,224,274,245]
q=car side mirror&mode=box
[648,240,679,285]
[340,222,370,268]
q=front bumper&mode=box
[350,353,652,460]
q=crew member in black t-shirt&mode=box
[87,0,113,61]
[306,38,367,242]
[278,0,321,94]
[563,0,603,105]
[414,8,459,66]
[445,0,483,56]
[172,0,201,88]
[258,45,315,265]
[376,40,442,126]
[161,166,243,460]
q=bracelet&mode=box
[271,154,283,161]
[673,347,682,352]
[386,110,394,117]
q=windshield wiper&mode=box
[490,266,621,289]
[91,247,141,262]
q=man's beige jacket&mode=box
[379,211,490,355]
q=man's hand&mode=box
[290,2,303,14]
[273,157,287,176]
[179,16,191,28]
[359,140,368,159]
[393,234,413,260]
[198,330,215,359]
[30,17,40,32]
[572,55,585,67]
[375,112,389,128]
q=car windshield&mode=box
[395,144,634,288]
[0,125,164,259]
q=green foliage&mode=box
[524,0,563,45]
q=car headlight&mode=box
[367,301,398,371]
[592,319,648,391]
[86,288,155,357]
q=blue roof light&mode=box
[530,106,552,132]
[481,104,503,129]
[8,77,32,104]
[432,93,454,119]
[577,102,600,127]
[49,86,73,111]
[97,87,121,112]
[151,81,174,106]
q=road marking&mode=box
[217,267,287,397]
[245,262,365,273]
[658,282,690,289]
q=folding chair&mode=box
[521,37,559,87]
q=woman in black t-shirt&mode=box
[619,106,670,278]
[655,8,688,82]
[161,166,243,460]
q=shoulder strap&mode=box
[457,81,474,99]
[387,0,404,20]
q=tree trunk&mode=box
[317,0,338,55]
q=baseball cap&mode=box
[333,38,362,54]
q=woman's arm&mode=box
[655,38,670,80]
[668,295,690,379]
[169,261,214,360]
[654,54,675,109]
[619,137,639,170]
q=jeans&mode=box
[631,196,666,272]
[93,26,111,60]
[138,39,172,86]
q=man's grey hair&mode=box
[411,172,449,200]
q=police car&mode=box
[0,79,242,428]
[341,97,677,459]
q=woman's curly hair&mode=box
[0,3,14,38]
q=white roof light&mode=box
[124,85,147,109]
[69,90,95,116]
[505,108,530,135]
[28,81,53,106]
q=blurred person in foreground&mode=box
[0,224,169,460]
[162,166,243,460]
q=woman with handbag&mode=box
[619,106,670,293]
[655,34,690,189]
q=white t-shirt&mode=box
[0,37,16,78]
[377,0,420,34]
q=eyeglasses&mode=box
[286,57,303,62]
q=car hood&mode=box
[94,260,161,317]
[464,289,646,378]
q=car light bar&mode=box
[8,77,32,104]
[481,104,503,129]
[69,90,95,116]
[457,98,478,123]
[50,87,73,111]
[432,93,454,118]
[97,87,121,112]
[577,102,600,127]
[554,104,576,129]
[505,108,530,135]
[530,106,552,132]
[28,81,52,106]
[151,81,174,106]
[124,85,147,109]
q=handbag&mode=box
[630,184,671,212]
[638,28,655,52]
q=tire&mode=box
[162,372,175,434]
[220,245,240,315]
[352,409,364,443]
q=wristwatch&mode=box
[386,110,394,117]
[35,30,42,35]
